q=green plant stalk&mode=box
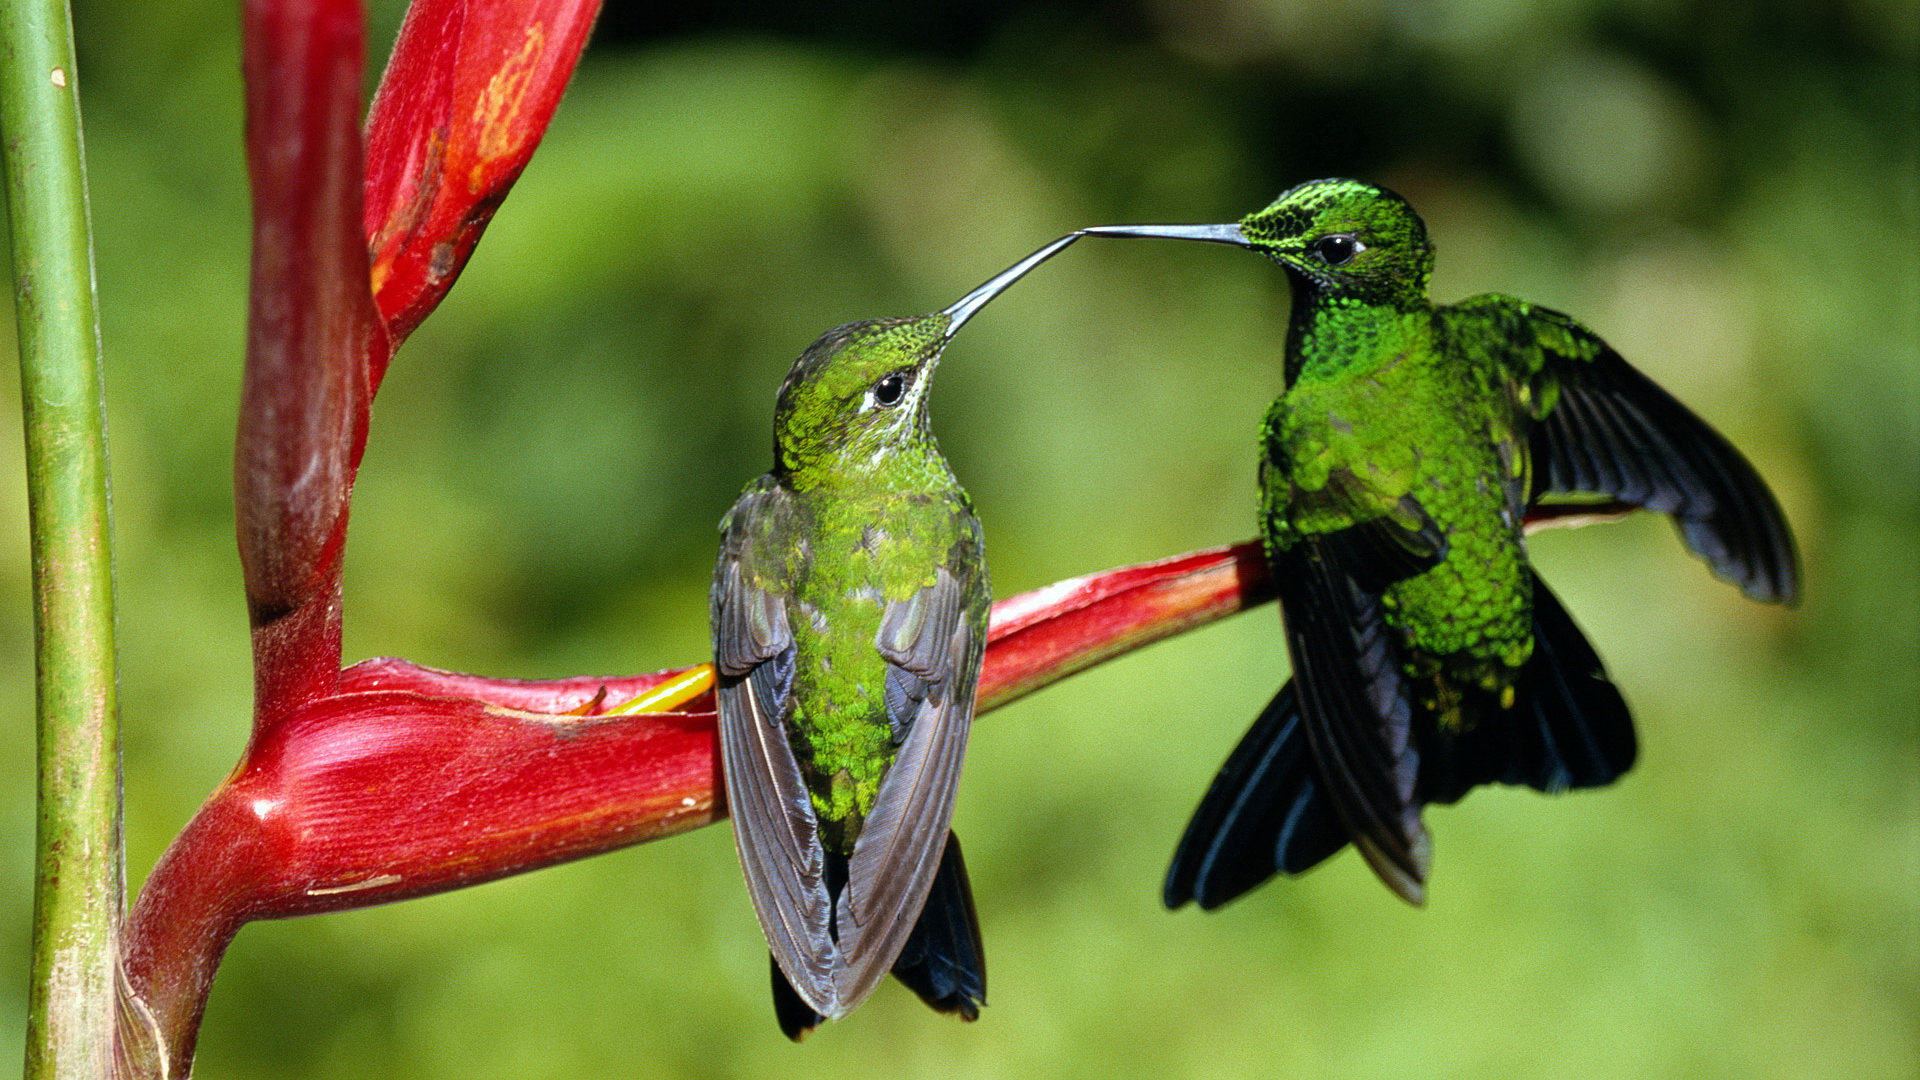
[1,1,125,1077]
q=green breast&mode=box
[784,488,972,850]
[1263,321,1533,682]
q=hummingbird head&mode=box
[1239,179,1433,305]
[770,233,1080,477]
[1080,177,1434,307]
[772,314,950,475]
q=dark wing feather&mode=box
[1471,297,1801,604]
[836,541,990,1012]
[1275,511,1444,905]
[712,479,841,1017]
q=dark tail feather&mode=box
[769,849,850,1041]
[1166,580,1637,911]
[771,956,827,1042]
[1163,682,1348,911]
[1419,579,1637,804]
[768,840,981,1039]
[890,832,986,1021]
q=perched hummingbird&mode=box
[1084,179,1799,907]
[712,235,1078,1039]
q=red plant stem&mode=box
[237,0,604,727]
[118,797,263,1075]
[980,542,1271,710]
[235,0,384,716]
[122,687,716,1076]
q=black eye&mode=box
[1309,234,1365,266]
[871,372,909,408]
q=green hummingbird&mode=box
[1083,179,1799,906]
[713,234,1079,1039]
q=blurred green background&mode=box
[2,0,1915,1076]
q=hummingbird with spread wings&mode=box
[1085,179,1798,907]
[712,236,1078,1039]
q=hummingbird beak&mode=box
[1077,222,1250,247]
[941,232,1082,339]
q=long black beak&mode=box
[942,232,1082,338]
[1078,222,1250,246]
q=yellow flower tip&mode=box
[604,665,716,716]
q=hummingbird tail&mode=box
[890,832,986,1021]
[1163,681,1349,911]
[770,955,828,1042]
[1418,578,1637,802]
[1163,579,1637,911]
[769,833,985,1040]
[767,847,849,1042]
[765,830,988,1040]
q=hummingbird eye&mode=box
[870,371,910,409]
[1309,234,1365,267]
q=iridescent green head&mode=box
[1239,179,1433,304]
[772,315,950,473]
[770,233,1079,476]
[1080,177,1434,307]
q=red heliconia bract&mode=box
[112,1,1642,1076]
[117,534,1284,1074]
[364,0,604,356]
[125,0,617,1072]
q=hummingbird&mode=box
[712,234,1079,1039]
[1083,179,1799,907]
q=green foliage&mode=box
[0,0,1912,1076]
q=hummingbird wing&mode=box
[711,477,840,1016]
[1454,295,1800,604]
[832,521,989,1013]
[1274,504,1447,904]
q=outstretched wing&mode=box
[1453,295,1800,604]
[1273,505,1447,905]
[831,512,989,1014]
[712,478,839,1014]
